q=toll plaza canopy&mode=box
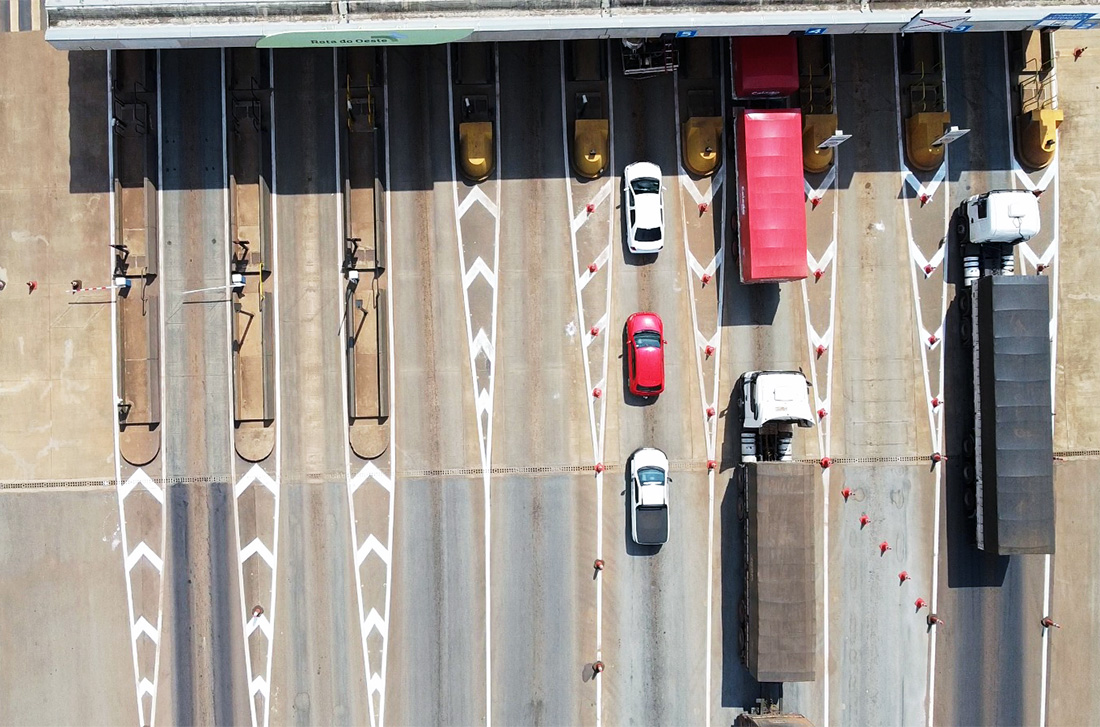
[735,109,806,284]
[44,0,1100,49]
[732,36,799,97]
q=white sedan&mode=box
[623,161,665,254]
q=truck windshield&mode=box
[637,467,665,485]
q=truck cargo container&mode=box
[968,274,1055,554]
[732,36,799,98]
[734,110,807,284]
[737,461,817,683]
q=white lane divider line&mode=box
[678,170,723,208]
[571,179,613,234]
[799,40,841,725]
[457,184,500,219]
[804,165,838,201]
[1000,34,1060,727]
[673,66,726,725]
[891,38,949,727]
[117,468,167,727]
[233,462,280,727]
[447,44,502,727]
[348,461,394,726]
[559,41,615,727]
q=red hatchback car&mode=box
[626,312,665,397]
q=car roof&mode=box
[634,345,664,387]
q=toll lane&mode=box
[490,40,596,726]
[157,47,247,725]
[385,44,487,727]
[268,48,368,724]
[827,34,936,726]
[933,31,1045,727]
[601,58,709,726]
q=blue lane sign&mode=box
[951,24,973,32]
[676,30,697,38]
[1035,12,1094,27]
[1076,19,1099,29]
[806,27,828,35]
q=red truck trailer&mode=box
[732,36,800,98]
[735,109,807,284]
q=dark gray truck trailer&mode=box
[971,274,1055,554]
[738,461,817,683]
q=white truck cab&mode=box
[959,190,1041,244]
[737,371,815,463]
[958,190,1041,286]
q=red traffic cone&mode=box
[1041,617,1061,629]
[920,193,931,206]
[927,614,944,627]
[590,326,600,336]
[928,333,939,346]
[704,345,715,357]
[816,344,826,357]
[701,273,712,286]
[26,280,37,293]
[915,597,927,610]
[707,459,717,471]
[899,571,911,584]
[593,559,604,571]
[706,407,715,418]
[924,264,934,275]
[813,269,823,281]
[252,605,264,618]
[594,463,604,474]
[931,396,940,408]
[810,197,821,209]
[932,452,945,463]
[698,202,709,214]
[879,541,891,556]
[586,203,596,214]
[859,514,870,528]
[820,456,832,469]
[593,661,605,674]
[588,262,598,273]
[841,487,851,502]
[592,388,602,399]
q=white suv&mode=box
[623,161,665,254]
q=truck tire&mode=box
[739,594,748,622]
[956,218,968,242]
[957,291,971,316]
[959,315,972,345]
[962,464,975,485]
[735,466,747,494]
[963,487,977,518]
[737,496,746,522]
[962,435,975,457]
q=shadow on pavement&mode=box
[942,228,1010,588]
[69,51,110,194]
[719,476,763,708]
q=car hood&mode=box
[625,161,662,182]
[633,447,669,471]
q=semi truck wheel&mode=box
[737,495,746,522]
[739,594,748,622]
[959,315,972,345]
[963,487,977,518]
[962,434,975,457]
[958,291,971,315]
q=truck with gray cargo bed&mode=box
[736,461,817,683]
[966,274,1055,554]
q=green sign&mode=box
[258,28,472,48]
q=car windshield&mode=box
[635,227,662,243]
[634,331,661,349]
[637,467,665,485]
[631,178,660,194]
